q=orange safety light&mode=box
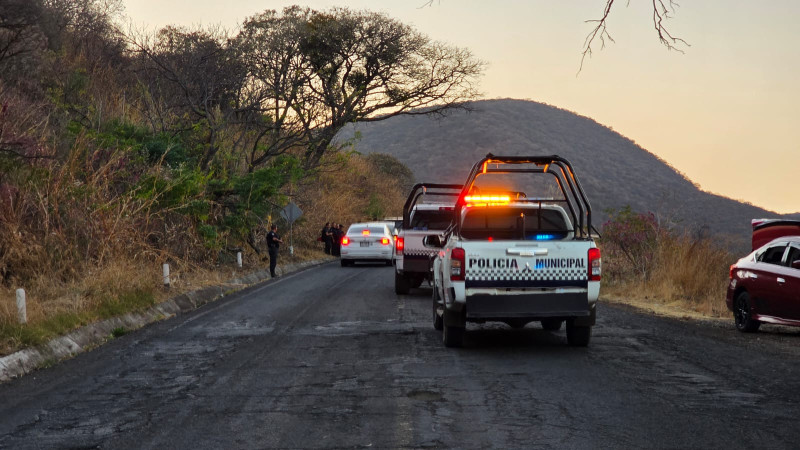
[362,229,370,236]
[463,194,510,207]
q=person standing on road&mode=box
[266,224,283,277]
[321,222,331,255]
[335,223,345,256]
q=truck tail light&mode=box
[588,247,601,281]
[381,238,390,245]
[451,247,465,281]
[729,264,736,279]
[396,236,404,255]
[342,237,350,246]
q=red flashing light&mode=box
[381,238,390,245]
[588,247,601,281]
[396,236,404,255]
[342,237,350,246]
[362,230,370,236]
[451,247,465,281]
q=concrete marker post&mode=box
[15,288,26,324]
[162,263,170,289]
[236,251,242,268]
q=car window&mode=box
[756,244,787,265]
[786,245,800,269]
[461,207,570,240]
[410,210,453,230]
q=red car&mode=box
[727,236,800,332]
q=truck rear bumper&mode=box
[466,293,592,321]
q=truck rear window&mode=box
[410,210,453,230]
[461,208,570,240]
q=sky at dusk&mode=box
[122,0,800,214]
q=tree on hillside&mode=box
[129,26,254,170]
[237,6,484,169]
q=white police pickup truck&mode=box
[394,183,461,295]
[426,155,601,347]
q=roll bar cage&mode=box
[453,154,595,239]
[402,183,463,229]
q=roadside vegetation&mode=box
[0,1,481,355]
[600,206,736,318]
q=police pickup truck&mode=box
[426,155,601,347]
[394,183,461,295]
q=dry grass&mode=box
[601,232,736,319]
[0,151,405,356]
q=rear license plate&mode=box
[360,242,370,247]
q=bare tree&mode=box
[581,0,688,71]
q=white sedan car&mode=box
[340,222,395,267]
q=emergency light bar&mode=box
[464,194,510,207]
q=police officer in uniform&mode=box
[321,222,331,254]
[266,224,283,277]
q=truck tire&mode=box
[432,286,443,331]
[411,275,424,289]
[442,309,464,347]
[394,272,411,295]
[443,323,464,347]
[566,321,591,347]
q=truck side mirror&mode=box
[423,235,443,248]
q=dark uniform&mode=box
[267,228,281,277]
[321,224,331,254]
[332,224,343,257]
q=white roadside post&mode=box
[162,263,170,289]
[15,288,26,324]
[236,251,243,268]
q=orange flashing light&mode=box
[464,194,510,207]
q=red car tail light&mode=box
[342,237,350,246]
[381,238,390,245]
[729,264,736,279]
[588,247,601,281]
[395,236,404,255]
[451,247,465,281]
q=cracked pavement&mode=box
[1,262,799,448]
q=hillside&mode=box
[340,99,790,251]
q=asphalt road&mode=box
[1,262,799,449]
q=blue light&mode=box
[534,234,556,240]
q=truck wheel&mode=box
[566,321,591,347]
[734,291,760,332]
[432,286,443,331]
[443,323,464,348]
[411,276,423,289]
[442,309,464,347]
[541,319,563,331]
[394,272,411,295]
